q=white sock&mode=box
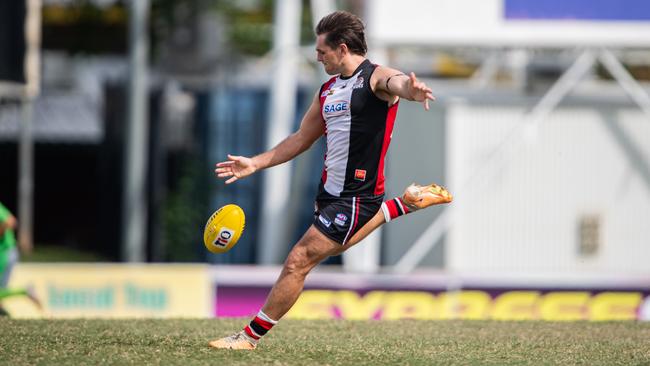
[257,310,278,324]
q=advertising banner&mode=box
[368,0,650,47]
[212,267,650,321]
[217,286,650,321]
[4,264,212,318]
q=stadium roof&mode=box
[0,93,102,144]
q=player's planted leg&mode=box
[209,226,340,350]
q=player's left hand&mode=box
[407,72,436,110]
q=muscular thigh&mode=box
[290,225,341,265]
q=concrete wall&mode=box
[382,101,447,267]
[446,99,650,273]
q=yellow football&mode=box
[203,204,245,253]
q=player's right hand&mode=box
[215,154,257,184]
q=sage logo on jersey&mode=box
[318,214,332,227]
[214,227,234,248]
[323,100,349,117]
[334,213,348,226]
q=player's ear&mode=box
[338,43,348,56]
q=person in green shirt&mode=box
[0,201,40,315]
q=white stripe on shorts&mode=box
[342,197,357,244]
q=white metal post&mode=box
[599,49,650,120]
[122,0,150,262]
[259,0,302,264]
[17,0,41,254]
[18,98,34,254]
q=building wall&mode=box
[446,100,650,273]
[382,102,447,267]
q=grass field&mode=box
[2,318,649,365]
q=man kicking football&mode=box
[211,11,452,350]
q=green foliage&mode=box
[1,319,649,365]
[40,0,319,57]
[217,0,274,56]
[42,0,127,25]
[215,0,315,56]
[162,159,207,262]
[41,0,128,54]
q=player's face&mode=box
[316,34,343,75]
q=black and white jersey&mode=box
[318,59,398,198]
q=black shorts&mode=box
[313,190,384,245]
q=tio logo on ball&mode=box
[214,227,234,247]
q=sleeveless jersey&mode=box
[318,59,398,197]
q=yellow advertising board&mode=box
[4,264,211,318]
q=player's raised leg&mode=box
[341,182,452,250]
[209,226,340,350]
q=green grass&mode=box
[1,319,649,365]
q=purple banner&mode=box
[505,0,650,21]
[216,285,650,321]
[215,286,268,318]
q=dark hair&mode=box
[315,11,367,56]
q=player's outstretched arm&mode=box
[373,67,436,110]
[214,92,325,184]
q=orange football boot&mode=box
[402,182,453,211]
[209,331,257,350]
